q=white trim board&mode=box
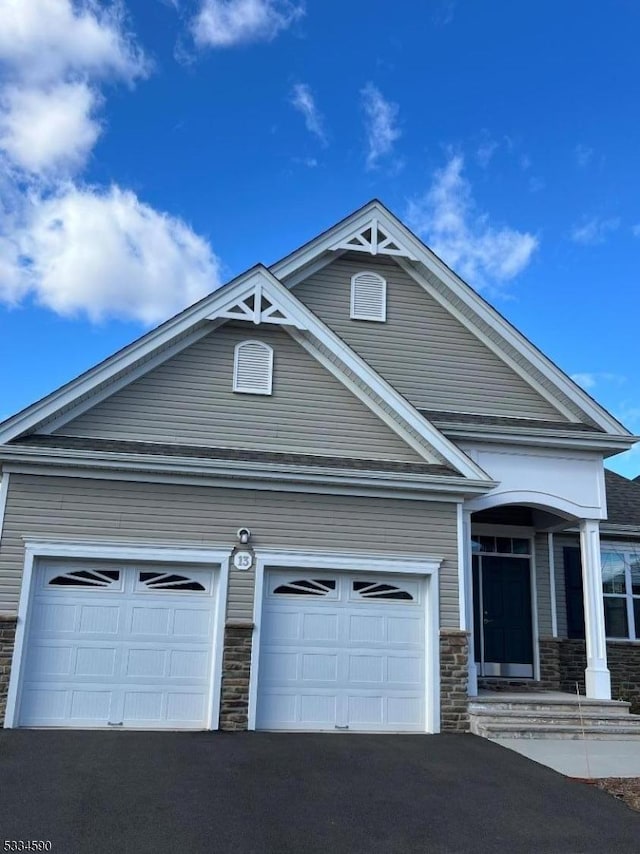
[247,549,442,734]
[3,541,232,730]
[0,472,10,545]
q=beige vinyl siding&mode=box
[416,263,599,426]
[553,533,578,638]
[534,533,552,637]
[295,256,569,421]
[53,322,422,463]
[0,474,460,626]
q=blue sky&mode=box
[1,0,639,476]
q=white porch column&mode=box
[579,519,611,699]
[462,509,478,696]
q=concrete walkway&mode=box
[493,737,640,778]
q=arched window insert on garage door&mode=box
[49,569,121,588]
[273,579,337,596]
[138,572,207,592]
[352,581,415,601]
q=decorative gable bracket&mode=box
[207,280,308,329]
[328,218,417,260]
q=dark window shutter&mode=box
[564,547,585,639]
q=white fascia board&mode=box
[440,427,638,453]
[0,267,276,444]
[1,447,495,496]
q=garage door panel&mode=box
[348,614,385,643]
[18,562,218,730]
[386,655,423,685]
[173,608,211,639]
[347,654,384,683]
[33,602,79,633]
[130,606,172,636]
[301,652,338,682]
[263,611,299,641]
[302,612,338,641]
[258,571,427,733]
[169,649,209,680]
[347,695,382,724]
[387,617,422,645]
[27,644,74,677]
[300,693,337,724]
[126,648,167,679]
[75,646,117,677]
[79,605,120,634]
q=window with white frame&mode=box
[601,546,640,640]
[350,271,387,322]
[233,340,273,395]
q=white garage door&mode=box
[18,560,218,729]
[257,571,426,732]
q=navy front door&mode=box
[473,555,534,677]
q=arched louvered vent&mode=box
[350,271,387,322]
[233,340,274,395]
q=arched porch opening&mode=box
[461,498,610,701]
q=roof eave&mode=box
[439,426,639,454]
[0,446,497,498]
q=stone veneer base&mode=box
[439,629,470,732]
[0,615,17,725]
[535,636,640,714]
[219,624,253,731]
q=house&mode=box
[0,200,638,734]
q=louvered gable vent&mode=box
[233,340,274,395]
[350,271,387,322]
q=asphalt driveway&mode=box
[0,731,637,854]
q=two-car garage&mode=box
[7,556,435,733]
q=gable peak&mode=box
[208,275,307,330]
[328,216,417,260]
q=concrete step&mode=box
[476,722,640,740]
[469,698,631,716]
[468,709,640,726]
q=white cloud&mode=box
[361,83,401,170]
[571,372,626,391]
[0,82,101,176]
[571,216,620,246]
[575,144,593,168]
[0,0,148,85]
[433,0,456,26]
[632,223,640,238]
[290,83,327,145]
[476,138,498,168]
[406,155,538,289]
[1,184,222,324]
[0,1,147,181]
[0,3,224,327]
[192,0,304,48]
